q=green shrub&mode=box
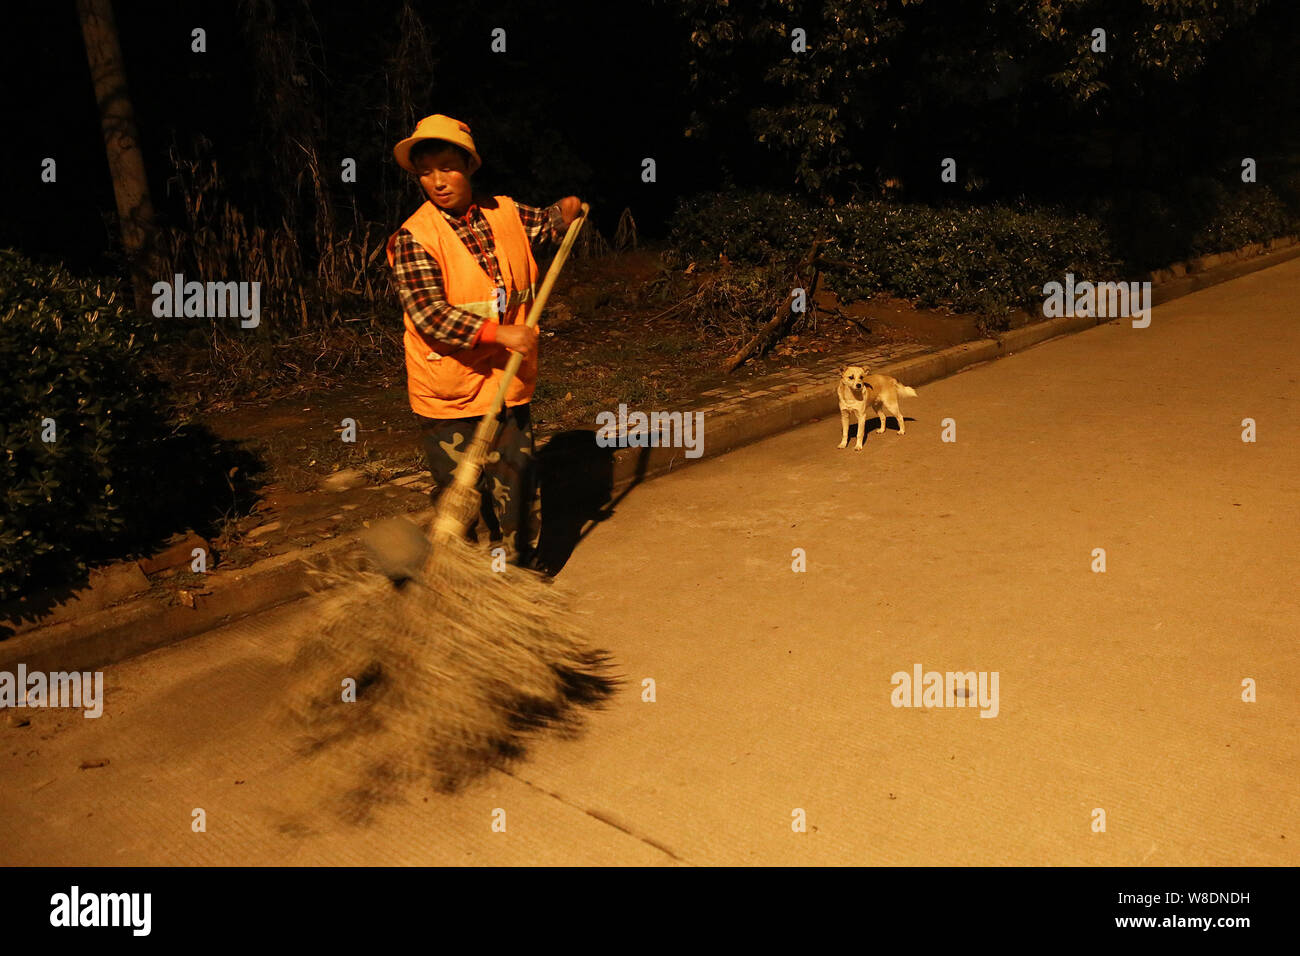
[1097,181,1299,269]
[664,190,1117,318]
[1270,169,1300,219]
[827,199,1119,314]
[1090,190,1185,272]
[1189,185,1293,255]
[663,184,1298,335]
[0,250,246,601]
[663,191,829,269]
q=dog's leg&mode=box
[889,398,905,435]
[855,410,867,450]
[876,410,887,433]
[838,409,850,449]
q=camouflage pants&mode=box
[416,404,541,568]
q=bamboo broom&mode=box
[282,205,616,813]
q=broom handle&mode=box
[438,203,590,522]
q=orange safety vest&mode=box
[387,196,540,419]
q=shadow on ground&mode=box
[535,429,662,575]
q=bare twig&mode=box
[645,287,704,322]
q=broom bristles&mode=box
[281,531,617,820]
[276,208,605,824]
[430,481,482,544]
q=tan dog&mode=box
[837,366,917,450]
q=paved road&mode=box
[2,261,1297,865]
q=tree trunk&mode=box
[76,0,158,316]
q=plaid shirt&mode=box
[390,197,565,348]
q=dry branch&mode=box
[722,238,827,373]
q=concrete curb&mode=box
[6,237,1298,675]
[0,512,444,676]
[602,237,1300,492]
[1150,237,1300,306]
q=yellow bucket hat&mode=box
[393,114,482,175]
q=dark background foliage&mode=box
[0,250,259,601]
[3,0,1297,274]
[1,0,1298,599]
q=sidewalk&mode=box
[5,249,1296,866]
[3,235,1297,675]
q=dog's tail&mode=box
[897,385,918,398]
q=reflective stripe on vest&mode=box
[454,286,536,319]
[425,286,536,359]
